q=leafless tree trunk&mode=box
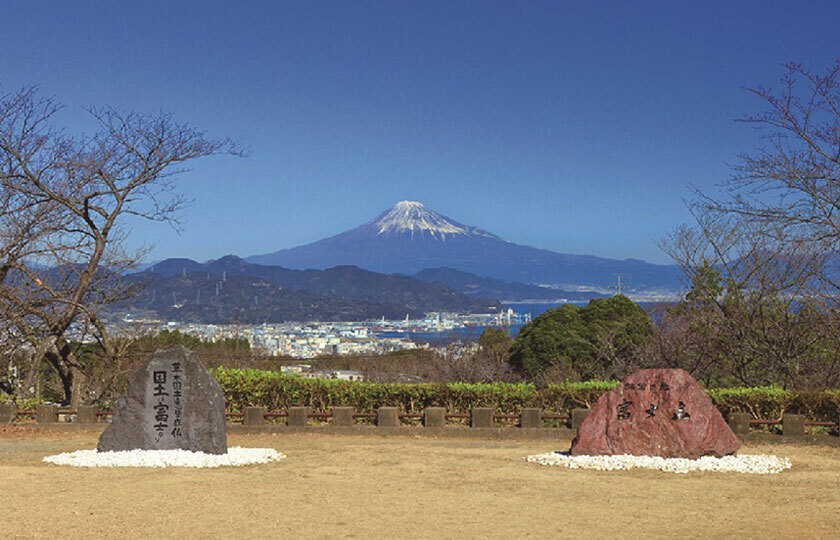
[0,86,240,405]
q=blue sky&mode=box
[2,1,839,265]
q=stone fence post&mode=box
[288,406,310,427]
[76,406,98,424]
[243,407,266,426]
[36,404,57,424]
[377,407,400,427]
[471,407,493,428]
[0,403,15,424]
[782,414,805,437]
[423,407,446,428]
[332,407,355,426]
[728,412,751,438]
[519,408,541,428]
[571,408,590,430]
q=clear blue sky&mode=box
[2,1,839,265]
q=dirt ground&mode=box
[2,428,840,539]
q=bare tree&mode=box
[653,60,840,388]
[0,86,240,406]
[419,335,520,383]
[659,203,840,389]
[696,59,840,298]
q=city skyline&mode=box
[2,2,839,265]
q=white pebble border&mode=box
[43,447,286,468]
[526,452,791,475]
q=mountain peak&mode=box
[245,199,680,289]
[371,200,498,240]
[394,200,425,209]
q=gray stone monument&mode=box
[97,346,227,454]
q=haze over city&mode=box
[3,1,839,265]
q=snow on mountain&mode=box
[246,200,681,289]
[371,201,499,240]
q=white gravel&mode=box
[43,447,286,468]
[526,452,791,474]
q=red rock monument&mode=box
[571,369,740,458]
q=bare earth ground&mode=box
[2,427,840,539]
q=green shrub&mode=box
[709,386,840,421]
[510,295,651,378]
[0,392,42,411]
[209,368,839,423]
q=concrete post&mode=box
[782,414,806,436]
[243,406,266,426]
[288,406,310,427]
[377,407,400,427]
[423,407,446,428]
[76,405,97,424]
[571,408,590,430]
[519,408,542,428]
[0,403,15,424]
[332,407,355,426]
[36,404,58,424]
[471,407,494,428]
[728,412,751,438]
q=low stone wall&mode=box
[8,404,839,445]
[229,425,575,440]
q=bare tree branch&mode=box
[0,86,241,405]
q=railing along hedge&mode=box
[208,368,840,423]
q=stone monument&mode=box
[97,346,227,454]
[571,368,740,458]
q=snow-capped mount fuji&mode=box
[247,201,680,290]
[372,200,498,240]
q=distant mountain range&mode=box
[122,200,679,322]
[125,256,502,323]
[123,272,418,323]
[247,200,680,290]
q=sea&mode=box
[376,301,672,344]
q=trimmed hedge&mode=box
[709,387,840,423]
[209,368,840,422]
